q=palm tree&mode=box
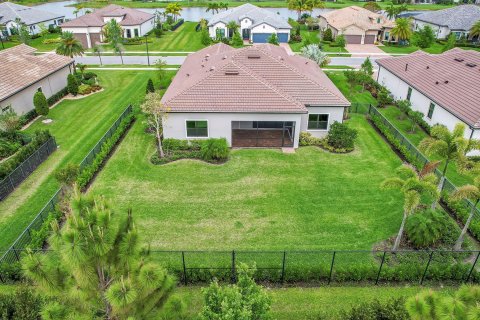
[470,20,480,40]
[93,44,103,65]
[206,2,220,14]
[219,2,229,10]
[391,18,413,45]
[419,123,478,209]
[0,23,6,49]
[73,8,79,18]
[165,3,182,22]
[114,43,125,65]
[288,0,324,21]
[450,176,480,250]
[56,31,84,58]
[226,20,239,39]
[381,164,439,251]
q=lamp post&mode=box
[145,35,150,66]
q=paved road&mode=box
[75,55,380,68]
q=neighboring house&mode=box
[60,4,154,48]
[207,3,291,43]
[0,2,64,36]
[413,5,480,40]
[319,6,394,44]
[161,43,350,148]
[377,48,480,151]
[0,44,73,115]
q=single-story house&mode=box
[60,4,154,48]
[377,48,480,151]
[207,3,291,43]
[413,5,480,40]
[319,6,395,44]
[0,44,74,115]
[161,43,350,148]
[0,2,64,36]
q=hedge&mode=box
[171,19,184,31]
[46,87,68,106]
[442,195,480,241]
[0,130,52,180]
[76,113,135,189]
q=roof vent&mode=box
[454,58,464,62]
[466,62,477,67]
[224,69,239,75]
[201,64,205,68]
[435,81,439,84]
[210,66,215,71]
[222,55,227,60]
[426,66,429,69]
[186,73,190,77]
[444,80,449,84]
[405,63,408,71]
[247,54,261,59]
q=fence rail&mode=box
[0,137,57,201]
[0,106,133,273]
[367,105,480,224]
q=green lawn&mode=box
[157,285,453,319]
[377,105,473,187]
[0,70,168,251]
[0,33,61,52]
[289,25,349,54]
[327,71,377,106]
[89,111,403,250]
[380,42,480,55]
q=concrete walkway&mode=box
[345,44,390,56]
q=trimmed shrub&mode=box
[267,33,279,45]
[78,84,92,95]
[171,19,184,31]
[299,131,321,146]
[327,121,358,151]
[54,163,80,187]
[323,28,333,42]
[341,297,409,320]
[67,73,79,96]
[33,91,49,116]
[46,87,68,106]
[231,31,243,47]
[405,209,454,248]
[146,78,155,93]
[83,72,97,80]
[201,27,211,46]
[0,139,21,158]
[19,110,38,127]
[377,87,394,107]
[200,138,229,161]
[334,34,346,48]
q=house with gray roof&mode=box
[207,3,291,43]
[0,2,64,36]
[413,5,480,40]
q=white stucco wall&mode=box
[163,112,304,148]
[123,19,154,38]
[413,19,450,39]
[251,23,277,34]
[0,65,72,115]
[300,106,345,138]
[5,18,64,36]
[209,22,227,38]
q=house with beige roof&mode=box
[377,48,480,151]
[319,6,394,44]
[161,43,350,148]
[60,4,154,48]
[0,44,73,114]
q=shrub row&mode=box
[170,19,184,31]
[151,138,229,165]
[77,113,135,189]
[442,195,480,241]
[46,87,68,106]
[0,130,52,180]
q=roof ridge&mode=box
[254,45,349,104]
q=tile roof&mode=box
[208,3,291,29]
[0,2,64,25]
[60,4,153,28]
[0,44,73,102]
[319,6,393,31]
[414,5,480,31]
[162,43,350,114]
[376,48,480,128]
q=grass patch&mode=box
[0,70,175,251]
[0,33,61,52]
[289,25,349,55]
[327,71,377,106]
[379,43,480,55]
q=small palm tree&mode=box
[219,2,229,10]
[56,31,84,58]
[381,164,439,251]
[419,123,477,209]
[93,44,103,65]
[226,20,239,38]
[450,176,480,250]
[114,43,125,65]
[165,3,182,22]
[391,18,413,45]
[206,2,220,14]
[470,20,480,40]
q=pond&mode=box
[34,1,335,21]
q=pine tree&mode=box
[201,27,211,46]
[146,78,155,94]
[67,74,78,96]
[33,91,49,116]
[231,31,243,47]
[361,57,374,76]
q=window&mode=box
[186,120,208,137]
[384,32,389,41]
[407,87,412,101]
[126,29,131,38]
[216,28,225,39]
[134,29,139,37]
[427,102,435,119]
[308,114,329,130]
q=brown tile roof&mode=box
[376,48,480,128]
[320,6,393,32]
[162,44,350,114]
[60,4,153,28]
[0,44,73,102]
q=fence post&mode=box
[12,247,20,262]
[368,104,372,114]
[375,251,387,285]
[281,251,286,283]
[182,251,187,285]
[8,176,14,191]
[420,251,434,285]
[466,251,480,282]
[0,266,4,283]
[231,250,236,283]
[328,251,336,285]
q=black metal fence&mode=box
[348,102,371,115]
[0,137,57,201]
[0,106,133,270]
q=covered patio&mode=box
[231,121,295,148]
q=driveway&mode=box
[345,44,388,56]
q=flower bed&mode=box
[151,138,229,165]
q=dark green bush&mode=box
[323,28,333,42]
[200,138,229,161]
[405,209,453,248]
[299,132,321,146]
[341,297,409,320]
[327,121,358,151]
[19,110,38,127]
[83,72,97,80]
[67,74,78,96]
[0,286,42,319]
[0,262,22,283]
[46,87,68,106]
[443,194,480,242]
[33,91,49,116]
[27,209,63,250]
[0,139,21,158]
